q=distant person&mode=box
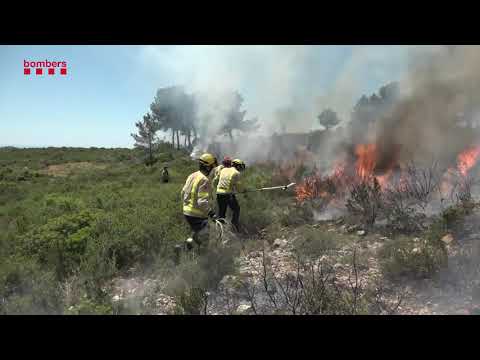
[161,166,170,183]
[216,158,246,232]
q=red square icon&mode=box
[24,68,31,75]
[60,68,67,75]
[36,68,43,75]
[48,68,55,75]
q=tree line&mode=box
[131,86,259,165]
[317,81,401,131]
[132,81,403,165]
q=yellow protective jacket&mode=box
[211,165,224,187]
[216,167,243,194]
[181,171,212,218]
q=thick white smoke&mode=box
[139,45,415,163]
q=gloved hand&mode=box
[208,210,217,219]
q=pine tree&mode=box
[131,113,160,166]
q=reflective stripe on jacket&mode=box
[216,167,242,194]
[181,171,211,218]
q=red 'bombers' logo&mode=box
[24,60,68,76]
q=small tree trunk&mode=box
[192,127,197,143]
[176,130,180,150]
[148,140,153,165]
[171,129,175,148]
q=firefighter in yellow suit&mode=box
[180,153,217,252]
[212,156,232,188]
[216,158,246,232]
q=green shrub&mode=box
[238,193,276,234]
[0,256,63,314]
[43,194,85,217]
[77,237,118,301]
[18,209,100,279]
[166,243,239,314]
[65,296,113,315]
[279,203,313,227]
[441,205,467,232]
[293,225,344,259]
[379,234,447,280]
[157,152,174,163]
[172,286,208,315]
[0,182,24,203]
[0,167,14,181]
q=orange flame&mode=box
[295,175,329,203]
[377,170,393,188]
[355,144,377,180]
[440,168,456,197]
[293,141,480,206]
[354,143,397,188]
[457,145,480,177]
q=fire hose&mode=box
[210,183,296,245]
[213,218,224,244]
[236,182,296,194]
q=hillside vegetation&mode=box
[2,146,480,315]
[0,146,291,314]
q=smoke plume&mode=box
[367,46,480,168]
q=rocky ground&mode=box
[109,212,480,315]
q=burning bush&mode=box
[292,138,480,235]
[380,162,441,233]
[346,177,383,227]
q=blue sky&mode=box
[0,45,414,147]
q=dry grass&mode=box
[39,162,108,177]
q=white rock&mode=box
[272,249,282,257]
[273,238,287,248]
[441,234,455,245]
[221,275,238,286]
[347,225,360,233]
[112,295,121,302]
[239,269,253,277]
[236,304,253,314]
[357,230,366,236]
